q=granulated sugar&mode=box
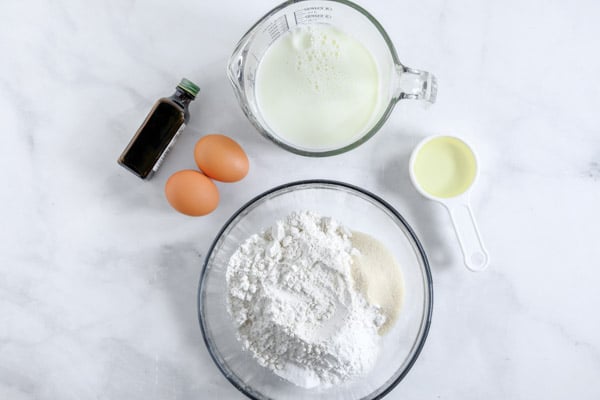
[351,231,404,335]
[226,211,384,388]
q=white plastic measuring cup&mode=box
[409,135,489,271]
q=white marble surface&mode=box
[1,0,600,398]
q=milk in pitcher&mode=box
[255,25,384,150]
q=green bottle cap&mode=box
[177,78,200,97]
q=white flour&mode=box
[226,211,384,388]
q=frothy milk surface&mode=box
[255,25,382,150]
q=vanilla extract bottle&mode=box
[118,78,200,179]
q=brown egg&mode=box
[164,170,219,216]
[194,134,249,182]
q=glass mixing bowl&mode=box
[198,180,433,399]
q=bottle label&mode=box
[152,123,186,173]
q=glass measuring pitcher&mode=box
[227,0,437,157]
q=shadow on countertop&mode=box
[377,131,459,273]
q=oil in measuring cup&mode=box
[410,135,489,271]
[412,136,477,198]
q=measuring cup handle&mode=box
[395,65,437,104]
[447,202,489,271]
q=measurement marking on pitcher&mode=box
[264,15,289,44]
[295,6,333,24]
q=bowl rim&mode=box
[197,179,433,400]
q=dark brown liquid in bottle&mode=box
[118,80,197,179]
